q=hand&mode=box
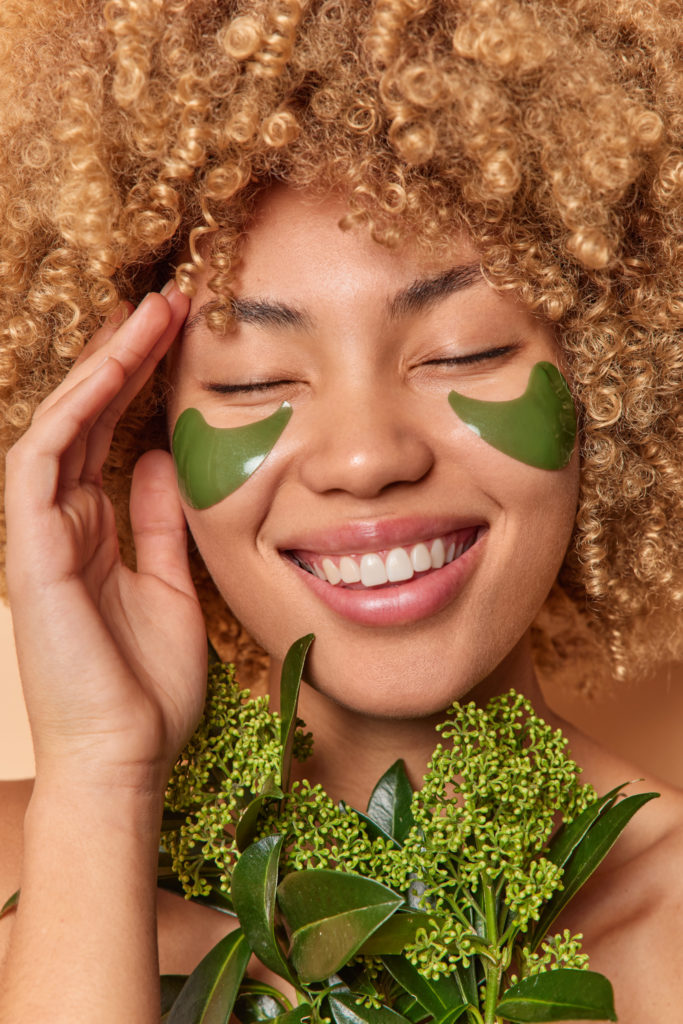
[4,288,208,793]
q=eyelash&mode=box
[426,343,519,367]
[207,379,294,395]
[205,344,519,394]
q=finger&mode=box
[130,449,197,600]
[71,301,135,368]
[32,292,173,425]
[79,288,189,485]
[5,356,126,519]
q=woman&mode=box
[0,0,681,1021]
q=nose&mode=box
[297,384,435,499]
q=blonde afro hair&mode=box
[0,0,681,684]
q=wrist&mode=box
[26,771,166,844]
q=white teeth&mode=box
[430,537,446,569]
[386,547,414,582]
[410,542,432,572]
[304,529,481,586]
[339,555,361,584]
[360,553,388,587]
[322,557,342,585]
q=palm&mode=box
[58,477,206,759]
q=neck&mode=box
[267,629,564,810]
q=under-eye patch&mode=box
[448,361,576,470]
[172,402,292,509]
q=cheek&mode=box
[480,452,580,613]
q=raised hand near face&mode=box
[4,286,207,795]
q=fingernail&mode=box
[161,279,176,296]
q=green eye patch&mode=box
[448,361,576,470]
[172,402,292,509]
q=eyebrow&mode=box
[184,297,312,334]
[387,263,482,319]
[183,262,483,336]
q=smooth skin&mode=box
[0,189,682,1023]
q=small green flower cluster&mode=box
[163,659,311,897]
[407,915,478,978]
[383,692,596,976]
[520,929,590,978]
[256,780,391,875]
[165,665,593,988]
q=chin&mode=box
[297,634,502,721]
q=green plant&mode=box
[158,636,656,1024]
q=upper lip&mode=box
[278,515,488,557]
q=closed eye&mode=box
[425,343,520,366]
[204,378,295,394]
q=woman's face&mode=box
[168,186,580,718]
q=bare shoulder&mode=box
[0,779,33,961]
[557,776,683,1023]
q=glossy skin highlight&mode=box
[448,361,576,470]
[172,403,292,510]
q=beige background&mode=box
[0,602,681,785]
[0,604,34,778]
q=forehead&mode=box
[199,184,483,307]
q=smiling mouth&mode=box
[285,526,485,590]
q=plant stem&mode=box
[483,883,498,946]
[483,963,503,1024]
[482,884,503,1024]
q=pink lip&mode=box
[286,526,487,627]
[279,515,486,558]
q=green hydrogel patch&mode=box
[448,361,576,470]
[172,402,292,509]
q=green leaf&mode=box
[546,784,627,869]
[272,1006,313,1024]
[278,869,402,933]
[280,634,314,791]
[166,928,251,1024]
[342,804,401,850]
[161,976,189,1015]
[278,870,402,983]
[290,902,402,983]
[391,993,427,1024]
[235,777,285,852]
[528,792,658,950]
[329,994,412,1024]
[358,912,433,954]
[366,761,415,845]
[232,835,294,984]
[0,889,19,920]
[496,968,617,1022]
[381,956,467,1021]
[234,984,291,1023]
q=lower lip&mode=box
[287,531,486,627]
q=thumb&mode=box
[130,449,197,599]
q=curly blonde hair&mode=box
[0,0,681,685]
